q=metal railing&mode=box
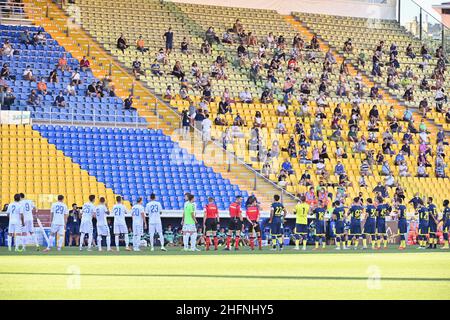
[398,0,450,54]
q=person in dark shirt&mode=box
[427,197,439,249]
[396,199,407,249]
[124,94,135,110]
[442,199,450,249]
[376,197,391,249]
[163,27,174,54]
[417,203,429,249]
[313,201,327,250]
[67,204,81,246]
[408,193,423,210]
[363,198,377,249]
[54,90,66,107]
[117,33,128,53]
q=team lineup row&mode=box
[4,192,450,253]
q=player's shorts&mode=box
[418,221,429,235]
[376,219,386,234]
[334,220,344,235]
[363,218,376,234]
[295,223,308,234]
[165,42,173,50]
[429,223,437,234]
[271,217,282,235]
[149,223,163,235]
[50,223,65,235]
[398,218,407,234]
[79,221,93,234]
[350,220,362,236]
[23,220,34,233]
[97,225,110,237]
[205,218,218,232]
[202,131,211,142]
[133,224,143,236]
[8,223,23,234]
[315,220,325,235]
[114,223,128,234]
[182,224,196,233]
[228,217,242,231]
[248,220,261,234]
[444,221,450,233]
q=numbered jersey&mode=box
[51,202,69,225]
[131,204,145,225]
[95,204,109,227]
[8,202,23,225]
[21,200,34,222]
[81,202,96,223]
[112,204,127,225]
[146,201,163,224]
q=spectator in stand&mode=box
[1,63,15,80]
[66,81,76,96]
[117,33,128,53]
[205,26,220,45]
[239,88,253,103]
[37,78,49,95]
[124,94,135,110]
[171,60,185,80]
[71,68,81,85]
[19,30,32,45]
[58,54,69,72]
[281,159,294,175]
[27,89,40,106]
[22,65,36,82]
[87,81,98,97]
[1,39,15,57]
[163,27,174,54]
[48,68,58,83]
[136,35,148,53]
[132,57,145,80]
[54,91,66,107]
[417,163,428,177]
[79,56,90,71]
[2,87,15,109]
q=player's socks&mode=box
[250,237,255,250]
[278,237,283,249]
[295,239,300,248]
[347,240,352,247]
[271,237,277,249]
[57,236,63,250]
[190,232,197,250]
[97,236,102,251]
[213,236,218,250]
[363,238,367,248]
[354,238,358,249]
[15,235,21,251]
[7,235,12,251]
[205,235,211,250]
[302,239,307,250]
[376,237,381,248]
[226,235,231,249]
[32,233,39,247]
[115,235,120,250]
[315,240,319,249]
[335,236,341,248]
[125,234,130,249]
[106,236,111,250]
[234,236,240,249]
[383,237,388,248]
[79,233,85,249]
[258,237,262,249]
[87,233,93,249]
[321,236,326,249]
[183,234,189,250]
[48,235,54,249]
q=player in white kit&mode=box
[131,197,146,251]
[7,194,25,252]
[112,196,131,251]
[95,197,111,251]
[19,193,39,250]
[145,193,166,251]
[43,195,69,252]
[79,195,96,251]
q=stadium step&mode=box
[0,124,128,210]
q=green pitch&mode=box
[0,246,449,299]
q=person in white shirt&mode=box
[95,197,111,251]
[7,194,25,252]
[19,193,39,250]
[112,196,130,251]
[145,193,166,251]
[79,195,96,251]
[131,197,146,251]
[66,81,76,96]
[239,89,253,103]
[202,114,212,152]
[43,195,69,252]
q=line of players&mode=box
[5,193,166,252]
[5,192,450,252]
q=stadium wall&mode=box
[168,0,397,19]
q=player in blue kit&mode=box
[376,197,391,250]
[313,200,327,250]
[363,198,377,249]
[417,203,429,249]
[395,199,407,250]
[442,200,449,249]
[348,197,364,250]
[269,195,286,251]
[427,197,439,249]
[332,201,346,250]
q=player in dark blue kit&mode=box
[427,197,439,249]
[269,195,286,251]
[348,197,364,249]
[376,197,391,250]
[332,201,346,250]
[363,198,377,249]
[442,200,449,250]
[395,199,407,250]
[313,200,327,250]
[417,203,429,249]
